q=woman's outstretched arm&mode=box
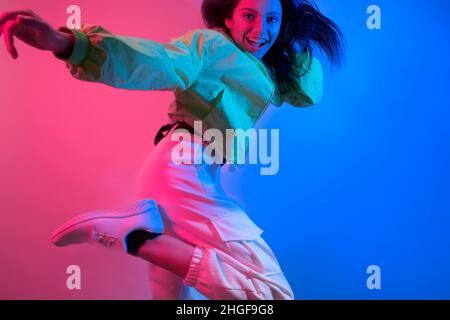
[0,9,74,58]
[52,25,211,93]
[1,9,212,94]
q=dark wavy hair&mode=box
[201,0,345,84]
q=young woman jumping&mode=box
[0,0,344,300]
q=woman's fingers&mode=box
[0,10,33,27]
[0,10,34,39]
[17,15,45,31]
[0,10,50,59]
[3,20,20,59]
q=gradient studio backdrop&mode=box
[0,0,449,299]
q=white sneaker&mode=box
[51,199,163,253]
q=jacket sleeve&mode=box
[54,25,208,93]
[275,51,323,107]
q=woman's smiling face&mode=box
[225,0,282,60]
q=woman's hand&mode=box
[0,9,74,59]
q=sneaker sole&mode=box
[51,199,160,245]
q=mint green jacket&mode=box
[57,25,323,162]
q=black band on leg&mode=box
[126,230,161,256]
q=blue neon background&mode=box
[222,0,450,299]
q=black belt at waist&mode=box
[153,121,195,146]
[153,121,227,166]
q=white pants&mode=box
[136,126,294,300]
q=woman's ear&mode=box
[225,18,232,30]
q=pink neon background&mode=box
[0,0,210,299]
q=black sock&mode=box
[126,230,161,256]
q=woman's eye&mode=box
[268,17,279,24]
[244,14,254,21]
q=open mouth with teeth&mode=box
[245,37,268,50]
